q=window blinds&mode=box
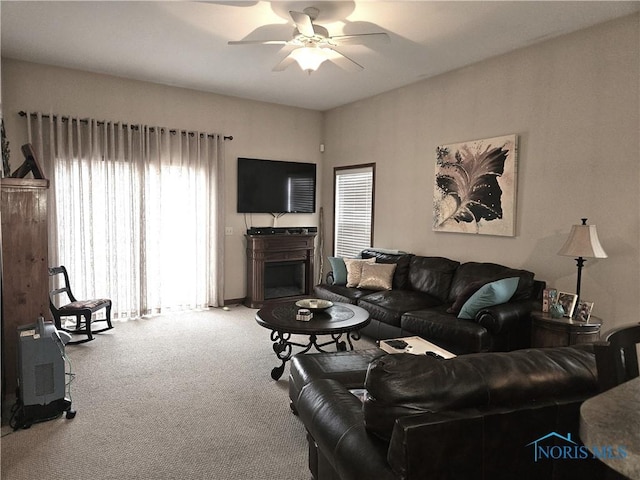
[334,166,374,258]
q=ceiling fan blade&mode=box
[289,10,315,37]
[228,40,289,46]
[272,53,297,72]
[330,33,390,46]
[324,49,364,72]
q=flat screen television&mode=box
[237,158,316,214]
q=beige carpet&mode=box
[1,305,376,480]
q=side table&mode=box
[531,311,602,348]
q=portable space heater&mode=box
[13,317,75,429]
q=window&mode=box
[333,164,375,258]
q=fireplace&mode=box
[264,261,306,300]
[245,233,316,308]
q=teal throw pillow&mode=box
[328,257,348,285]
[457,277,520,320]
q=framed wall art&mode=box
[433,134,518,236]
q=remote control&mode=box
[425,351,444,359]
[386,339,409,350]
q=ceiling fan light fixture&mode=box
[289,47,328,73]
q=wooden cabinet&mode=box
[531,311,602,348]
[245,234,315,309]
[1,178,50,397]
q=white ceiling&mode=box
[2,1,639,111]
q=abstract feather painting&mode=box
[433,134,518,236]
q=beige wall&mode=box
[1,58,323,301]
[322,14,640,331]
[2,13,638,331]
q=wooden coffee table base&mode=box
[256,301,370,380]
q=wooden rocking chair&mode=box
[48,266,113,344]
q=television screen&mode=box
[237,158,316,214]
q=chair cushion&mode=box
[59,299,111,312]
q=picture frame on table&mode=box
[557,292,578,318]
[574,300,594,323]
[542,288,558,313]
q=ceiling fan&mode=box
[228,7,389,73]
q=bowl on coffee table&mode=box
[295,298,333,312]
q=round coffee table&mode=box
[255,301,370,380]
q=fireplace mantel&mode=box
[245,233,316,308]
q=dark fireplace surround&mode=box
[245,233,316,308]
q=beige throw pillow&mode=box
[344,258,376,288]
[358,263,397,291]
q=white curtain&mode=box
[26,112,225,318]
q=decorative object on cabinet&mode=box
[433,134,517,236]
[549,302,565,319]
[542,287,558,313]
[10,144,45,179]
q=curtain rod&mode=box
[19,111,233,141]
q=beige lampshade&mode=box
[558,223,608,258]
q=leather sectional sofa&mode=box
[293,346,616,480]
[314,249,545,354]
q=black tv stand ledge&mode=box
[247,227,317,236]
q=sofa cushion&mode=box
[358,290,442,328]
[401,308,491,354]
[408,256,460,302]
[361,250,413,290]
[328,257,348,285]
[363,346,598,441]
[447,280,486,314]
[344,258,376,288]
[358,263,397,291]
[448,262,535,303]
[457,277,519,319]
[314,284,375,305]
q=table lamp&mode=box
[558,218,607,313]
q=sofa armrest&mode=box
[297,379,396,480]
[387,400,605,479]
[475,299,532,334]
[387,410,485,479]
